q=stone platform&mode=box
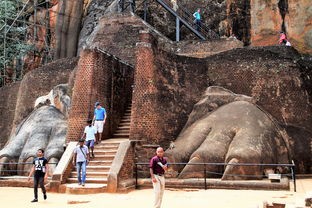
[137,178,290,191]
[0,176,291,194]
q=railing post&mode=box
[291,160,296,192]
[204,163,207,190]
[135,163,138,189]
[143,0,147,21]
[176,17,180,41]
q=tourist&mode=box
[282,39,292,46]
[82,119,97,158]
[72,138,89,186]
[92,101,107,142]
[149,147,168,208]
[279,31,287,45]
[27,149,49,203]
[171,0,178,11]
[193,8,201,31]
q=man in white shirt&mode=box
[82,119,97,158]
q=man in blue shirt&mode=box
[92,101,107,142]
[193,8,201,31]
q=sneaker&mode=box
[43,194,47,200]
[78,182,82,185]
[82,183,85,187]
[31,199,38,203]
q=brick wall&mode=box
[0,82,20,148]
[118,143,135,181]
[0,58,77,149]
[66,49,134,142]
[131,31,311,175]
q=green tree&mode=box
[0,0,33,87]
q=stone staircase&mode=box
[65,106,131,194]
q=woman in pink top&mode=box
[279,31,287,45]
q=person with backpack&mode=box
[28,149,49,202]
[72,138,90,186]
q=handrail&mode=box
[154,0,206,40]
[135,162,296,191]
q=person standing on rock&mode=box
[28,149,49,203]
[83,119,97,158]
[150,147,168,208]
[193,8,201,31]
[73,138,90,186]
[92,101,107,143]
[279,31,287,45]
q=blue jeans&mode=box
[76,161,87,184]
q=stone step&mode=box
[118,126,130,130]
[65,183,107,194]
[93,147,118,152]
[115,129,130,134]
[92,149,117,153]
[119,120,131,124]
[88,160,112,166]
[101,139,128,143]
[90,155,115,161]
[71,171,109,178]
[112,133,129,138]
[120,118,131,123]
[67,177,108,184]
[92,151,117,157]
[94,144,119,149]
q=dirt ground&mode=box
[0,179,311,208]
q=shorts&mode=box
[86,140,95,148]
[94,120,104,133]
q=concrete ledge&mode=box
[118,178,136,193]
[64,183,107,194]
[0,176,50,188]
[107,140,131,193]
[136,178,290,191]
[50,142,77,192]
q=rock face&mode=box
[250,0,312,54]
[286,0,312,54]
[131,30,312,176]
[166,87,291,179]
[0,105,67,176]
[0,82,72,176]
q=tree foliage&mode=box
[0,0,33,87]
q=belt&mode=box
[95,119,104,121]
[155,173,164,176]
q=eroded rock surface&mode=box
[165,86,309,179]
[0,84,71,176]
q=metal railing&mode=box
[135,161,296,191]
[0,161,58,175]
[133,0,219,40]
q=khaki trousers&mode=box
[152,175,165,208]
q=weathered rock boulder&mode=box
[0,84,71,176]
[250,0,312,54]
[166,87,291,180]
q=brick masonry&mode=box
[0,82,20,148]
[66,49,134,142]
[130,31,312,175]
[0,58,78,148]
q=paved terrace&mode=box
[0,179,311,208]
